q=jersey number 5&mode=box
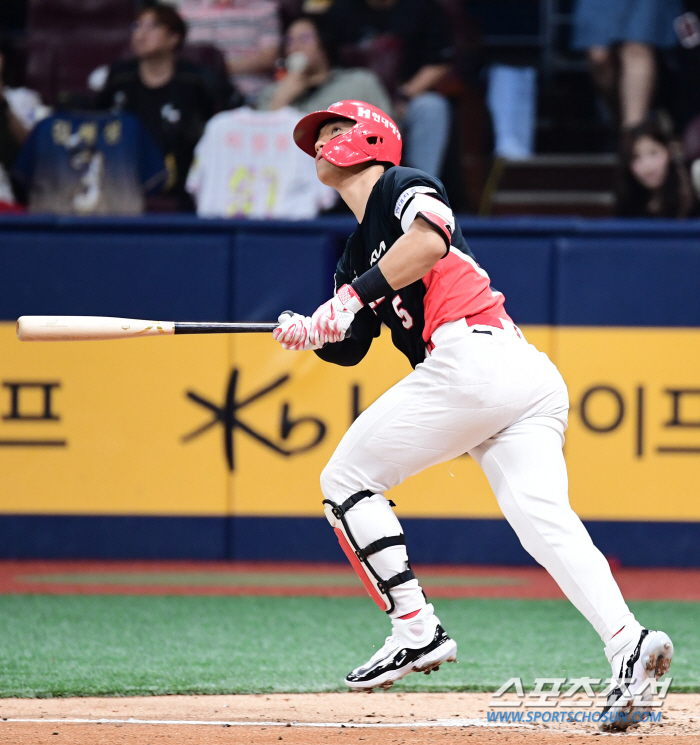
[392,296,414,329]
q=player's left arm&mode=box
[376,216,447,290]
[309,196,452,343]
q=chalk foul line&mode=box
[1,717,522,729]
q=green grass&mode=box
[0,596,697,697]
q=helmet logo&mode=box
[354,104,401,139]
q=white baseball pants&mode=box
[320,318,635,644]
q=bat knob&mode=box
[278,310,295,323]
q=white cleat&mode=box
[600,625,674,731]
[344,604,458,692]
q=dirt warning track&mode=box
[2,693,699,744]
[3,561,700,599]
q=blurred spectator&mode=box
[486,65,537,160]
[186,106,336,218]
[616,117,697,217]
[257,15,392,115]
[323,0,454,177]
[13,111,166,215]
[671,2,700,133]
[572,0,683,132]
[178,44,243,113]
[683,111,700,164]
[176,0,281,103]
[0,50,49,209]
[96,3,219,211]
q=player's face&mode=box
[314,120,356,185]
[131,12,180,59]
[630,135,671,191]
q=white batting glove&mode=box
[273,311,324,351]
[310,285,363,344]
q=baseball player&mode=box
[273,100,673,730]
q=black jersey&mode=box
[315,166,510,369]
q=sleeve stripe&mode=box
[417,210,452,246]
[400,193,455,236]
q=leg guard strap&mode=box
[328,490,395,518]
[377,568,416,595]
[357,534,406,560]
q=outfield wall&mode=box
[1,215,700,566]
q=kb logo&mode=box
[182,368,327,470]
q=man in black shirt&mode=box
[96,4,216,210]
[325,0,454,176]
[272,101,673,731]
[0,49,31,205]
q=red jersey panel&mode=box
[422,248,511,343]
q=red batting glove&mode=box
[273,312,324,351]
[310,284,363,344]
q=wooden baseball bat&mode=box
[16,315,282,342]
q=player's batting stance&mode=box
[274,101,672,729]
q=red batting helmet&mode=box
[293,100,402,168]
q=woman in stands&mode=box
[616,117,698,218]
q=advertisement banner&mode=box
[1,323,699,522]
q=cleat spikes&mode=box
[344,612,458,692]
[601,629,673,732]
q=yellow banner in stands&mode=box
[0,323,699,521]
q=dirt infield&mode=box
[2,693,699,744]
[3,561,700,599]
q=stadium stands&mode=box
[0,1,694,215]
[26,0,133,105]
